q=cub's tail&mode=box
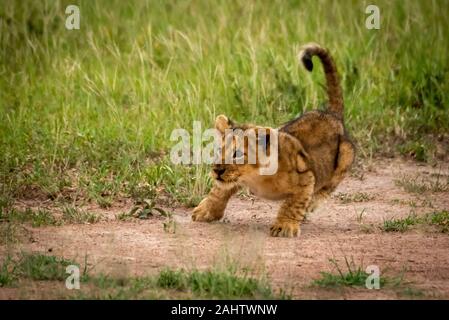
[298,43,343,117]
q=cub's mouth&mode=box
[213,174,233,183]
[211,170,238,185]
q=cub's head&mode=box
[211,114,277,185]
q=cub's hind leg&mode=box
[307,137,355,213]
[329,136,355,188]
[307,188,332,213]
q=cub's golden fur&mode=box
[192,43,355,237]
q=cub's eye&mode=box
[233,150,244,158]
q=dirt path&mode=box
[2,158,449,299]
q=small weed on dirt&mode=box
[0,256,18,287]
[0,208,59,227]
[0,252,77,286]
[399,287,426,298]
[334,192,375,204]
[312,257,385,288]
[17,253,75,281]
[156,268,275,299]
[382,213,422,232]
[395,173,449,193]
[128,199,168,220]
[426,210,449,233]
[1,252,284,299]
[381,210,449,233]
[312,257,410,292]
[62,206,100,224]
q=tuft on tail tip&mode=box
[301,53,314,72]
[298,43,322,72]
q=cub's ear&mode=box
[256,128,271,153]
[215,114,233,133]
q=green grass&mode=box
[61,205,100,224]
[313,258,428,297]
[78,268,278,300]
[381,210,449,233]
[77,275,155,300]
[395,173,449,194]
[399,287,425,298]
[0,252,77,286]
[312,257,405,289]
[0,206,100,227]
[313,258,386,288]
[398,140,433,162]
[16,253,76,281]
[0,256,18,287]
[1,0,448,205]
[0,252,281,299]
[382,213,422,232]
[0,207,59,227]
[426,210,449,233]
[157,268,185,288]
[314,268,369,288]
[0,195,12,213]
[156,268,274,299]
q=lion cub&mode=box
[192,43,355,237]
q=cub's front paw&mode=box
[270,219,300,237]
[192,198,224,222]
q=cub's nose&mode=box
[213,168,225,177]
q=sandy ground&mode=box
[1,158,449,299]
